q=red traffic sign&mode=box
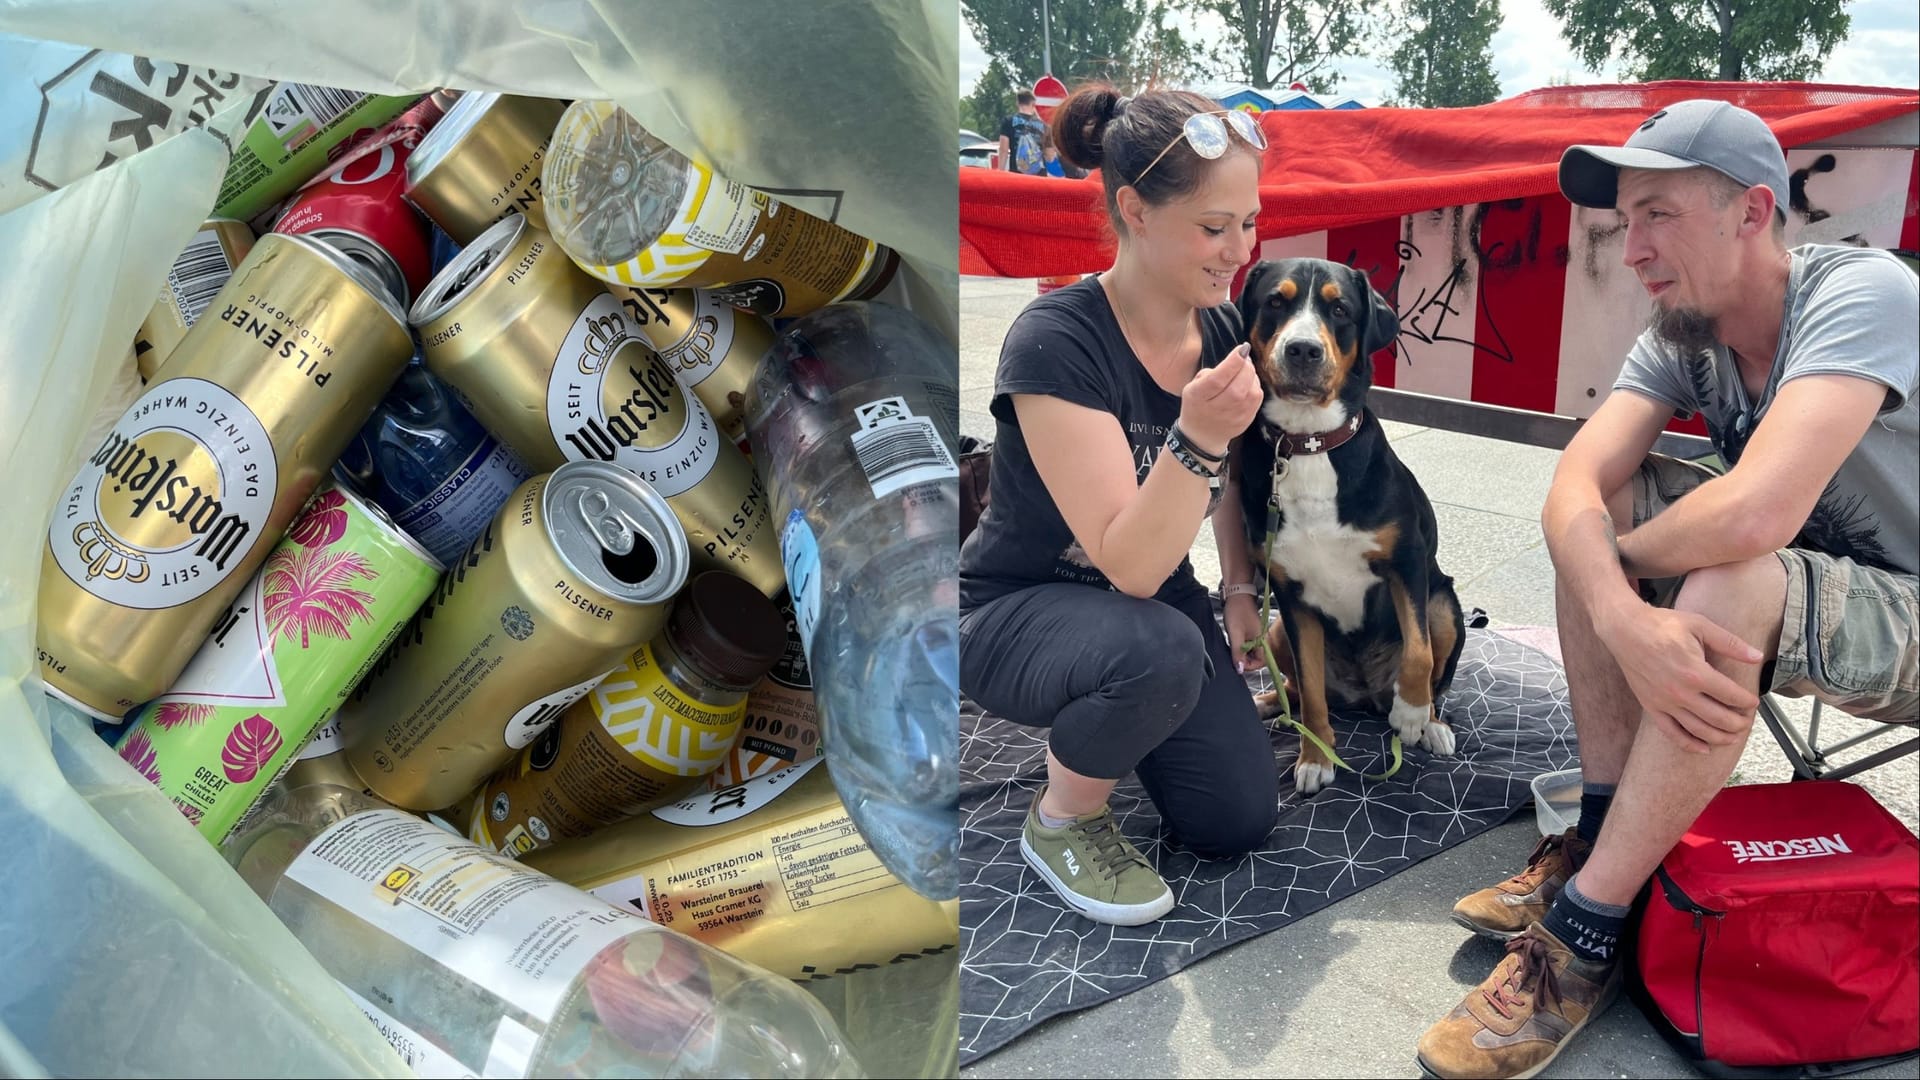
[1033,74,1067,121]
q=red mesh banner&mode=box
[960,82,1919,278]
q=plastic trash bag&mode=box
[0,2,957,1075]
[0,0,960,322]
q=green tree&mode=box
[961,0,1202,95]
[1542,0,1850,81]
[1188,0,1378,92]
[1382,0,1501,107]
[961,58,1019,136]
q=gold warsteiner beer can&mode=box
[412,213,783,597]
[541,100,898,319]
[403,91,568,245]
[134,219,256,384]
[339,460,690,811]
[39,234,413,720]
[614,287,774,454]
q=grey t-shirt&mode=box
[1614,244,1919,576]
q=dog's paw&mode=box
[1294,757,1335,795]
[1389,695,1431,748]
[1423,721,1458,757]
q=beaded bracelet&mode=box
[1165,440,1220,480]
[1169,422,1225,463]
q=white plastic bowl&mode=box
[1531,768,1582,837]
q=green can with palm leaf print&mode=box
[116,481,441,845]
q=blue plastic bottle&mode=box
[744,301,959,902]
[332,355,530,567]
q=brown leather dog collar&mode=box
[1264,409,1365,457]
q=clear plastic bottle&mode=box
[332,354,530,567]
[743,301,959,902]
[225,784,864,1078]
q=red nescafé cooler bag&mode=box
[1630,781,1920,1075]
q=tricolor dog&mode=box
[1235,258,1466,795]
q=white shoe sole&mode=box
[1020,833,1175,926]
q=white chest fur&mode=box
[1267,453,1379,634]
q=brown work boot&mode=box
[1415,923,1622,1079]
[1450,829,1590,941]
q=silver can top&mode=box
[404,89,502,190]
[408,212,527,327]
[328,479,444,573]
[541,460,688,607]
[301,228,412,309]
[280,232,410,331]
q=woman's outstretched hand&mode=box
[1178,343,1262,457]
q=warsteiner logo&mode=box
[88,430,252,572]
[70,521,151,583]
[51,378,273,609]
[575,311,631,377]
[1724,834,1852,863]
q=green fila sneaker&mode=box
[1019,786,1175,926]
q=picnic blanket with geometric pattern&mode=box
[958,627,1575,1065]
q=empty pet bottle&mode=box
[224,784,864,1078]
[744,301,959,902]
[332,354,530,566]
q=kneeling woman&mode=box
[959,84,1279,926]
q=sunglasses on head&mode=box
[1131,109,1268,187]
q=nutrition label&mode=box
[284,809,640,1023]
[769,813,895,911]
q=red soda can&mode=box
[272,95,452,307]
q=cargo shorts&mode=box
[1630,454,1920,726]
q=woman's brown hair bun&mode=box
[1050,84,1122,172]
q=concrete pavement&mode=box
[957,274,1920,1079]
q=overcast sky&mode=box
[959,0,1920,106]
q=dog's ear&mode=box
[1237,261,1276,334]
[1358,271,1400,356]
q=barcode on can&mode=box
[262,83,366,144]
[849,396,957,499]
[166,229,236,327]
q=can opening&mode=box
[409,213,525,326]
[451,249,494,295]
[601,534,659,584]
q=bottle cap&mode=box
[666,572,787,690]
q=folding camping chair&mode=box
[1757,697,1920,782]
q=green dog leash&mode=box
[1243,451,1403,782]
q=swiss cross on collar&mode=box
[1264,410,1365,457]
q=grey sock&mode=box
[1542,872,1631,964]
[1037,806,1075,829]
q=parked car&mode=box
[959,128,985,150]
[960,140,997,170]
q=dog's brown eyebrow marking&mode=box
[1278,278,1298,300]
[1321,281,1342,302]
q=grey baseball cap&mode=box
[1559,99,1788,221]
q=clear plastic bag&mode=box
[0,3,956,1074]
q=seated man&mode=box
[1417,99,1919,1079]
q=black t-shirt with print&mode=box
[959,276,1243,612]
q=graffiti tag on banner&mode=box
[1260,145,1919,421]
